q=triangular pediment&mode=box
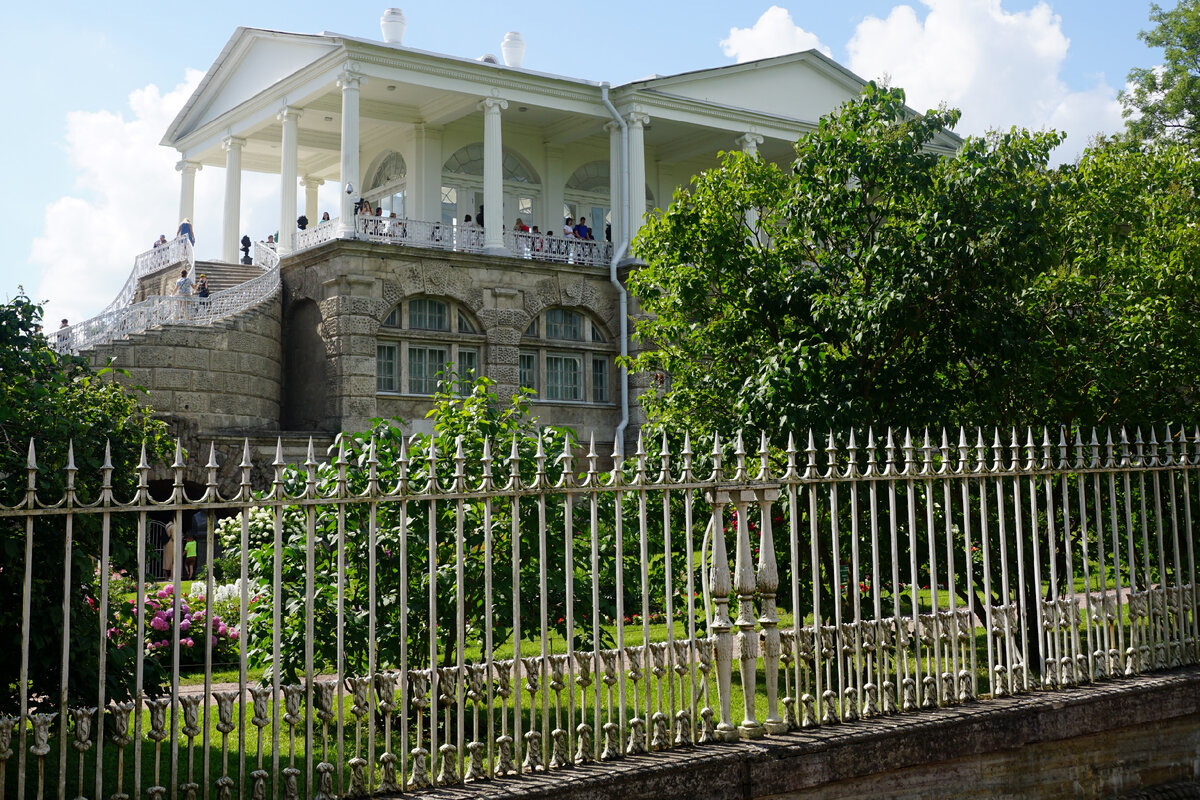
[631,51,865,123]
[164,28,340,145]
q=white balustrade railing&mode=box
[55,264,280,354]
[347,215,614,265]
[3,424,1198,798]
[294,219,339,251]
[506,230,613,266]
[106,235,196,313]
[253,240,280,271]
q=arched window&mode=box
[441,144,542,228]
[377,297,483,395]
[563,160,655,236]
[369,152,408,190]
[367,151,408,217]
[443,144,540,183]
[520,308,613,403]
[566,161,609,193]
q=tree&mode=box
[222,376,610,685]
[1121,0,1200,149]
[629,83,1062,441]
[1014,136,1200,427]
[0,294,171,709]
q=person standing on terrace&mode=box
[177,218,194,245]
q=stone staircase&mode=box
[190,260,266,293]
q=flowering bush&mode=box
[109,582,243,667]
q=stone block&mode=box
[155,368,195,391]
[486,327,521,346]
[348,375,378,397]
[135,347,175,368]
[209,350,240,373]
[488,345,518,365]
[239,352,276,377]
[172,392,208,414]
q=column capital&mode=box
[736,132,764,152]
[479,97,509,113]
[337,69,366,91]
[222,136,246,152]
[176,159,202,174]
[625,111,650,128]
[299,176,325,189]
[277,105,303,124]
[604,120,622,134]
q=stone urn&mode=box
[501,32,525,68]
[381,9,406,44]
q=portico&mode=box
[160,27,917,264]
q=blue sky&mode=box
[0,1,1159,324]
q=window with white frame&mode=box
[520,307,614,403]
[376,297,484,395]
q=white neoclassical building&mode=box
[73,10,959,486]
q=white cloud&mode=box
[721,6,832,63]
[29,72,288,325]
[846,0,1123,163]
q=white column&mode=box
[544,144,564,235]
[412,123,443,222]
[300,177,324,224]
[176,160,201,230]
[337,69,365,238]
[626,112,649,239]
[221,136,245,263]
[605,121,623,243]
[278,106,302,254]
[480,96,509,254]
[736,133,764,237]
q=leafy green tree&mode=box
[1121,0,1200,149]
[1005,137,1200,426]
[0,294,171,709]
[223,376,616,684]
[629,83,1062,440]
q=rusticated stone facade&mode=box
[282,238,629,445]
[87,239,641,491]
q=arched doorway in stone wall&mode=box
[282,298,328,431]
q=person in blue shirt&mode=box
[177,218,195,245]
[573,216,590,240]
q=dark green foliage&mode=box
[630,83,1063,440]
[0,294,171,709]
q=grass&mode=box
[23,566,1176,799]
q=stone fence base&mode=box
[412,668,1200,800]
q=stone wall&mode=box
[282,239,625,448]
[85,293,283,489]
[414,668,1200,800]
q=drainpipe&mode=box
[601,82,631,456]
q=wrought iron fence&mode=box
[2,425,1197,799]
